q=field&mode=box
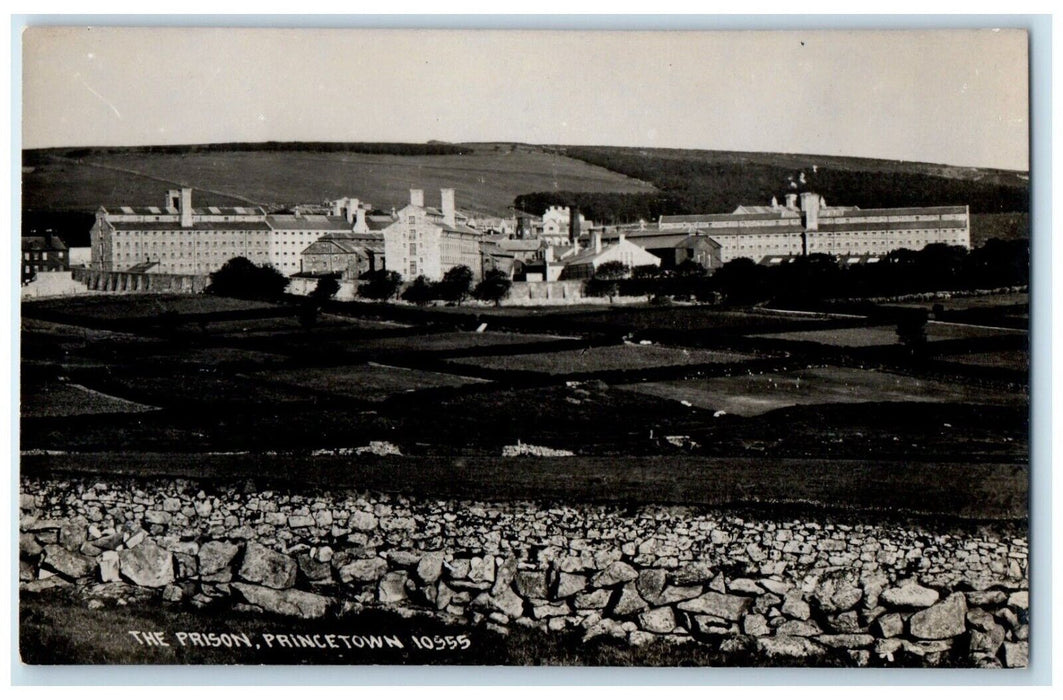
[445,344,755,376]
[20,383,159,418]
[20,292,1029,515]
[752,322,1025,348]
[22,146,656,215]
[620,366,1027,417]
[257,363,490,402]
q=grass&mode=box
[24,294,278,320]
[20,382,159,418]
[23,147,655,215]
[619,366,1027,417]
[20,588,859,667]
[446,344,755,375]
[257,363,490,402]
[21,450,1029,521]
[753,323,1025,348]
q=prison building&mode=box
[21,234,68,284]
[560,232,661,280]
[382,189,484,281]
[89,188,375,277]
[656,192,970,268]
[299,234,386,280]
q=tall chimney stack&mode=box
[440,188,456,227]
[347,198,359,224]
[569,206,581,243]
[800,192,820,231]
[592,230,602,254]
[410,189,424,208]
[180,188,193,228]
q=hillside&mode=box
[554,145,1028,216]
[21,143,655,216]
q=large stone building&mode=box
[89,188,380,277]
[382,189,484,281]
[654,192,969,269]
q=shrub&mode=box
[401,275,436,305]
[437,265,475,305]
[206,257,289,301]
[359,270,403,300]
[309,274,341,303]
[473,269,513,305]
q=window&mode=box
[409,261,418,276]
[410,242,417,255]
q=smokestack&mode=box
[800,192,820,231]
[410,189,424,208]
[180,188,193,228]
[440,188,456,227]
[569,206,581,243]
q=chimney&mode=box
[331,198,344,217]
[618,233,626,244]
[410,189,424,208]
[800,192,820,231]
[592,230,602,254]
[354,207,367,233]
[569,206,581,243]
[180,188,193,228]
[347,198,359,224]
[166,189,181,210]
[785,193,798,209]
[440,188,455,227]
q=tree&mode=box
[401,275,436,305]
[675,258,708,277]
[359,270,403,300]
[587,260,630,303]
[896,308,930,358]
[206,257,289,301]
[437,265,474,305]
[473,268,512,306]
[309,274,341,303]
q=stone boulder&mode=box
[338,557,388,583]
[811,569,863,613]
[232,582,330,619]
[118,540,174,588]
[880,581,939,608]
[41,544,95,581]
[677,591,752,621]
[237,541,296,590]
[416,551,445,584]
[639,606,677,634]
[909,592,968,640]
[592,561,638,587]
[198,541,240,580]
[756,635,826,660]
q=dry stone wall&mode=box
[19,475,1029,667]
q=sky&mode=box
[21,27,1030,171]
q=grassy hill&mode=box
[21,143,655,216]
[22,142,1029,247]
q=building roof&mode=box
[816,219,968,233]
[100,205,266,216]
[661,211,798,225]
[624,234,711,250]
[266,215,354,232]
[107,221,273,232]
[494,239,544,252]
[365,214,397,231]
[22,235,67,251]
[301,237,385,256]
[695,224,807,237]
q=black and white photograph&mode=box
[15,24,1033,671]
